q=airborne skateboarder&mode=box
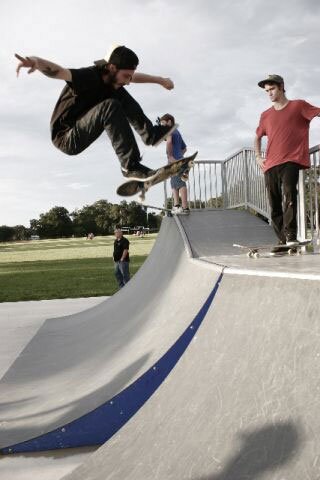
[15,45,177,181]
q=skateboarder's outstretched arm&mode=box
[15,53,72,82]
[131,72,174,90]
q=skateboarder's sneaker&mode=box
[286,233,299,246]
[152,123,178,147]
[172,205,183,215]
[121,162,157,181]
[181,207,190,215]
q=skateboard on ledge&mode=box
[233,240,312,258]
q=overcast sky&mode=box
[1,0,320,226]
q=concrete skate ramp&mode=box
[177,209,277,258]
[63,272,320,480]
[0,217,222,451]
[59,210,320,480]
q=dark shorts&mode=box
[170,175,186,190]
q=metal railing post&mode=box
[243,148,249,209]
[221,161,227,208]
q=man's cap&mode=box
[258,74,284,88]
[94,45,139,70]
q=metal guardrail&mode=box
[223,148,270,219]
[303,145,320,242]
[164,160,224,209]
[163,146,320,241]
[187,160,223,208]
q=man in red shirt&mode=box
[254,74,320,251]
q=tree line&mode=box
[0,200,162,242]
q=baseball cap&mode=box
[94,45,139,70]
[258,74,284,88]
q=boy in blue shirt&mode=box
[159,114,190,214]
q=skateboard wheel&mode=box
[253,252,260,259]
[247,252,252,258]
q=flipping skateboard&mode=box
[233,240,312,258]
[116,151,198,201]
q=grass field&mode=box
[0,234,157,302]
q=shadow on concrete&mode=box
[194,421,301,480]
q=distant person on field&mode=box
[159,113,190,214]
[113,228,130,288]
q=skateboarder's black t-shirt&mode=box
[50,66,115,141]
[113,237,130,262]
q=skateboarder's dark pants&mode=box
[114,260,130,288]
[53,88,156,169]
[264,162,300,241]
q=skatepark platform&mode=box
[1,209,320,479]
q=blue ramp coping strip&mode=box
[2,273,223,454]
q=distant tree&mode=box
[29,199,162,239]
[0,226,15,242]
[147,212,162,230]
[37,206,73,238]
[92,200,113,234]
[30,218,40,234]
[71,205,97,237]
[13,225,30,241]
[125,201,147,226]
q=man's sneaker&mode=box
[172,205,183,215]
[121,162,156,181]
[270,241,289,255]
[286,233,299,246]
[152,123,179,147]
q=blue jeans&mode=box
[114,261,130,288]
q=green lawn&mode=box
[0,234,157,302]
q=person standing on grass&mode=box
[254,74,320,253]
[14,45,177,182]
[113,228,130,289]
[159,113,190,214]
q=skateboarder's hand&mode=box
[161,78,174,90]
[15,53,38,77]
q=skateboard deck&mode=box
[116,152,198,200]
[233,240,312,258]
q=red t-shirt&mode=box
[256,99,320,171]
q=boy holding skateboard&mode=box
[15,46,176,181]
[254,74,320,253]
[159,114,190,214]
